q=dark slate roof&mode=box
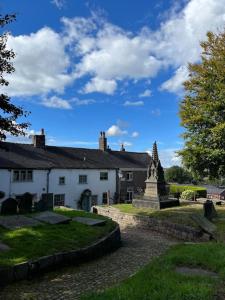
[0,142,150,170]
[205,185,225,195]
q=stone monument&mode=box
[133,142,180,209]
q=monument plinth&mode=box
[133,142,179,210]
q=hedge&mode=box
[169,184,207,198]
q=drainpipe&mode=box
[9,169,12,198]
[46,169,52,194]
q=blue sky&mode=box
[1,0,225,166]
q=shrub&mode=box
[181,190,195,200]
[170,184,207,198]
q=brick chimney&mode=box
[32,128,45,148]
[99,131,107,151]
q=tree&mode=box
[0,14,29,140]
[165,165,192,184]
[179,30,225,180]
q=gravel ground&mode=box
[0,227,177,300]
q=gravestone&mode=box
[73,217,106,226]
[18,193,33,214]
[204,200,217,220]
[34,193,53,212]
[1,198,18,215]
[0,215,42,230]
[133,142,179,209]
[32,211,71,225]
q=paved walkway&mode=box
[0,227,177,300]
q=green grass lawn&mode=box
[112,203,225,231]
[82,242,225,300]
[0,208,116,266]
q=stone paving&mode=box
[0,227,177,300]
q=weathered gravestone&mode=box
[34,193,53,212]
[32,211,71,225]
[18,193,33,214]
[0,215,42,229]
[204,200,217,220]
[73,217,106,226]
[1,198,17,215]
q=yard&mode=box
[79,203,225,299]
[0,208,115,267]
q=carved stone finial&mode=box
[152,141,159,162]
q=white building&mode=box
[0,130,149,210]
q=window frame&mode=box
[126,172,133,181]
[79,175,88,184]
[59,176,65,185]
[100,172,108,181]
[13,170,33,182]
[54,194,65,206]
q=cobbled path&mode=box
[0,227,177,300]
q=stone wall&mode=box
[0,224,121,287]
[93,206,210,242]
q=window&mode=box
[13,170,33,182]
[54,194,65,206]
[102,192,108,204]
[100,172,108,181]
[59,176,65,185]
[126,187,133,202]
[79,175,87,184]
[126,172,133,181]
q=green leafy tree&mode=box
[0,14,29,140]
[165,165,192,184]
[179,30,225,180]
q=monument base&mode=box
[132,197,180,210]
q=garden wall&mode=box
[94,206,210,242]
[0,224,121,287]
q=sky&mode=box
[1,0,225,167]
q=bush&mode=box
[180,190,195,200]
[170,184,207,198]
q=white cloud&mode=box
[123,141,132,147]
[131,131,139,138]
[72,98,96,106]
[106,125,127,137]
[4,27,73,97]
[4,0,225,98]
[139,89,152,97]
[160,65,189,93]
[41,96,72,109]
[51,0,65,9]
[159,149,182,168]
[124,101,144,107]
[83,77,117,95]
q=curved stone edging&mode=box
[0,224,121,287]
[94,206,211,242]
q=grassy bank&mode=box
[82,242,225,300]
[0,208,115,266]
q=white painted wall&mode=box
[0,169,48,205]
[49,169,116,208]
[0,168,117,209]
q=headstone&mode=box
[73,217,106,226]
[34,193,53,212]
[191,214,216,236]
[0,215,42,230]
[18,193,33,214]
[32,211,71,225]
[1,198,18,215]
[204,200,217,220]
